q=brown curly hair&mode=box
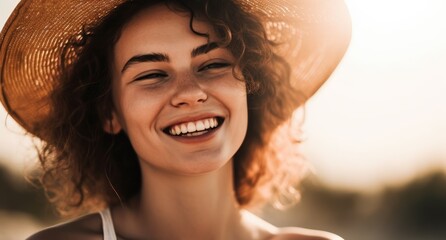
[36,0,307,216]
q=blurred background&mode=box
[1,0,445,239]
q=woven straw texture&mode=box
[0,0,351,135]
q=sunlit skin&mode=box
[27,3,342,240]
[105,4,259,239]
[108,6,248,177]
[107,3,251,239]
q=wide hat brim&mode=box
[0,0,351,136]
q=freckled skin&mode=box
[110,4,248,176]
[27,4,343,240]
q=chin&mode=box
[173,155,233,176]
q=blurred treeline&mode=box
[262,169,446,240]
[0,164,52,221]
[1,161,446,240]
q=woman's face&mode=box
[108,4,248,175]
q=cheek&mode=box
[234,83,249,141]
[227,83,249,142]
[237,96,249,139]
[225,80,247,119]
[114,89,164,131]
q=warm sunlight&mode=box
[301,0,446,190]
[1,1,445,239]
[1,0,445,191]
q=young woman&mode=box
[0,0,351,239]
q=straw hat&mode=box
[0,0,351,136]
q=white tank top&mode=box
[99,208,117,240]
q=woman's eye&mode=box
[134,72,167,81]
[199,62,231,72]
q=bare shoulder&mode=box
[271,227,344,240]
[26,212,103,240]
[241,210,342,240]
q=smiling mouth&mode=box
[163,117,224,137]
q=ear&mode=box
[103,111,122,134]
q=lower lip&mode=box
[167,124,222,144]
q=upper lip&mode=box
[161,112,224,130]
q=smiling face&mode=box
[107,4,248,175]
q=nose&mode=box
[170,77,208,107]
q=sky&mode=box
[0,0,445,192]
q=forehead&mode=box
[118,3,213,45]
[113,3,215,64]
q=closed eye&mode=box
[199,62,231,72]
[134,72,168,81]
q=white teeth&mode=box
[181,124,187,134]
[187,122,196,132]
[167,117,220,136]
[174,125,181,135]
[196,121,205,131]
[186,131,207,137]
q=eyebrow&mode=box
[191,42,219,58]
[121,53,169,73]
[121,42,219,73]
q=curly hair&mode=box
[36,0,307,216]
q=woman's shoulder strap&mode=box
[99,208,118,240]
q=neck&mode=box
[133,160,247,239]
